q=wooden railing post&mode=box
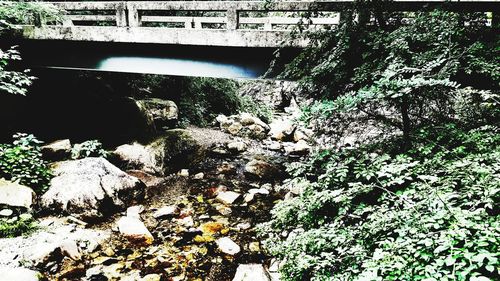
[227,8,238,30]
[127,2,140,27]
[116,2,127,27]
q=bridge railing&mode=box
[45,1,342,30]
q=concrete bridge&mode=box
[21,1,499,48]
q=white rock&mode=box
[193,172,204,179]
[285,140,311,155]
[0,267,42,281]
[269,118,295,141]
[0,209,13,217]
[153,205,179,219]
[216,191,241,205]
[0,179,34,209]
[216,237,241,255]
[41,139,71,161]
[227,141,247,153]
[243,193,255,203]
[232,264,270,281]
[127,205,144,219]
[268,142,282,151]
[41,158,145,220]
[228,122,243,135]
[117,216,154,245]
[236,222,252,231]
[60,239,82,260]
[178,169,189,177]
[248,188,270,195]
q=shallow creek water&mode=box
[44,128,287,281]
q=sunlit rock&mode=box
[41,139,71,161]
[136,98,178,130]
[227,141,247,153]
[41,158,145,220]
[244,159,282,181]
[216,237,240,255]
[216,191,241,205]
[232,264,271,281]
[0,267,42,281]
[117,216,154,245]
[0,179,34,209]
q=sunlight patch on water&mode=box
[96,56,262,78]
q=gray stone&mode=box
[0,267,42,281]
[193,172,204,179]
[60,239,82,260]
[216,237,241,255]
[269,118,295,141]
[228,122,243,135]
[216,191,241,205]
[126,205,144,219]
[112,143,158,174]
[153,205,179,219]
[41,158,145,220]
[245,160,282,181]
[227,141,247,153]
[41,139,71,161]
[0,179,34,209]
[285,140,311,155]
[233,264,270,281]
[0,217,109,268]
[117,216,154,245]
[0,209,13,217]
[136,98,178,129]
[248,188,270,195]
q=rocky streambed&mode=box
[0,94,312,281]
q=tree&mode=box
[0,0,62,95]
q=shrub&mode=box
[239,95,274,123]
[0,133,52,194]
[71,140,108,159]
[0,214,37,238]
[260,125,500,280]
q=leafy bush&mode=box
[239,95,274,123]
[260,125,500,280]
[0,214,37,238]
[0,46,35,96]
[71,140,108,159]
[0,133,52,194]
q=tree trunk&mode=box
[401,96,411,150]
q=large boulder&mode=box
[0,179,35,209]
[0,267,42,281]
[233,264,271,281]
[244,160,283,181]
[40,158,145,220]
[113,129,204,176]
[216,113,270,140]
[41,139,72,161]
[136,98,178,130]
[112,143,159,174]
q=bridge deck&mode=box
[22,1,499,48]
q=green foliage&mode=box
[283,8,499,146]
[0,133,52,194]
[71,140,108,159]
[239,95,274,123]
[0,46,35,96]
[179,78,240,126]
[0,1,62,96]
[260,125,500,280]
[0,0,62,30]
[0,214,37,238]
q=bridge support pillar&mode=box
[227,8,238,30]
[127,3,140,27]
[116,2,127,27]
